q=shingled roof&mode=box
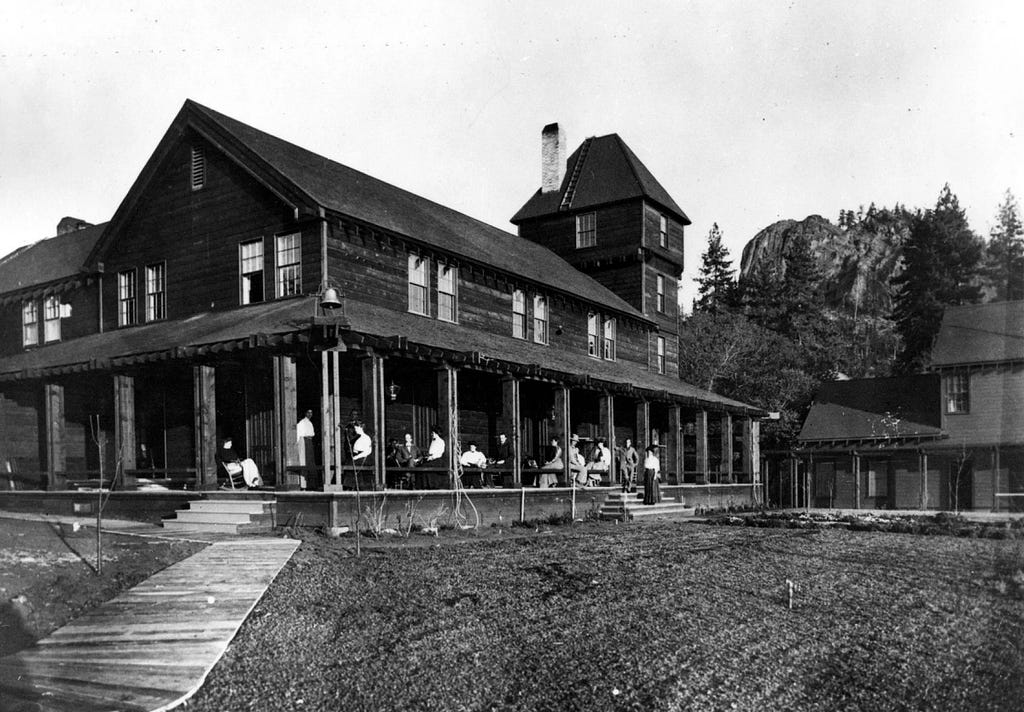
[798,375,944,444]
[929,301,1024,367]
[0,222,106,296]
[510,134,690,225]
[178,102,645,322]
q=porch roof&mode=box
[0,299,315,380]
[0,297,762,415]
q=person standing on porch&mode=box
[643,445,661,505]
[296,409,317,490]
[619,438,639,493]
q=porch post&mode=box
[993,446,1000,512]
[746,418,760,494]
[667,404,682,485]
[720,413,733,482]
[600,393,617,484]
[501,377,522,486]
[853,452,861,509]
[919,451,929,510]
[361,352,386,489]
[695,410,709,483]
[114,375,136,485]
[554,384,571,484]
[44,382,65,490]
[274,356,298,487]
[635,399,650,449]
[192,365,217,490]
[320,351,331,488]
[437,364,459,487]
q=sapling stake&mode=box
[786,578,795,609]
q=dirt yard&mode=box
[183,521,1024,711]
[0,517,204,657]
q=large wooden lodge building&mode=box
[0,101,763,511]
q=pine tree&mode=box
[694,223,736,313]
[893,184,984,371]
[983,189,1024,301]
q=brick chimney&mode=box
[541,123,565,194]
[56,217,93,235]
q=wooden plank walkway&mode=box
[0,537,299,712]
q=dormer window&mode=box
[575,212,596,248]
[190,146,206,190]
[22,301,38,347]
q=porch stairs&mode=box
[163,498,276,534]
[599,491,696,522]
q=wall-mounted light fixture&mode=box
[387,381,401,402]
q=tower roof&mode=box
[511,133,690,225]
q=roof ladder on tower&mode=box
[559,137,593,211]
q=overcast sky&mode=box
[2,1,1022,306]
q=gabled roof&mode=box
[798,375,943,443]
[91,100,645,322]
[0,222,106,296]
[510,134,690,225]
[929,301,1024,367]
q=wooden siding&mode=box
[942,368,1024,447]
[518,201,644,265]
[642,202,685,269]
[100,130,311,331]
[0,286,99,358]
[0,383,43,477]
[330,229,653,370]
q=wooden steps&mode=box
[599,491,696,521]
[163,498,276,534]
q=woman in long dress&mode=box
[642,446,661,505]
[539,437,562,488]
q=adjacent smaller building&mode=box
[796,301,1024,512]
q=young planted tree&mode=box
[983,189,1024,302]
[893,184,984,372]
[694,223,737,313]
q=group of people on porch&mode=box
[289,410,663,503]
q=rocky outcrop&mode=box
[739,211,910,317]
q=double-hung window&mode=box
[118,269,137,327]
[659,214,668,248]
[575,212,596,248]
[275,233,301,297]
[437,263,457,322]
[602,317,616,360]
[408,254,429,315]
[145,263,166,321]
[512,289,527,339]
[656,274,666,313]
[43,296,61,342]
[945,373,970,414]
[240,240,265,305]
[22,301,38,347]
[656,336,666,374]
[533,295,549,345]
[587,313,599,357]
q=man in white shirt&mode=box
[296,409,317,489]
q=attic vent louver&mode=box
[190,146,206,190]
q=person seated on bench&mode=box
[350,423,372,464]
[459,442,488,487]
[586,437,611,486]
[538,436,562,488]
[215,437,262,489]
[568,434,592,487]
